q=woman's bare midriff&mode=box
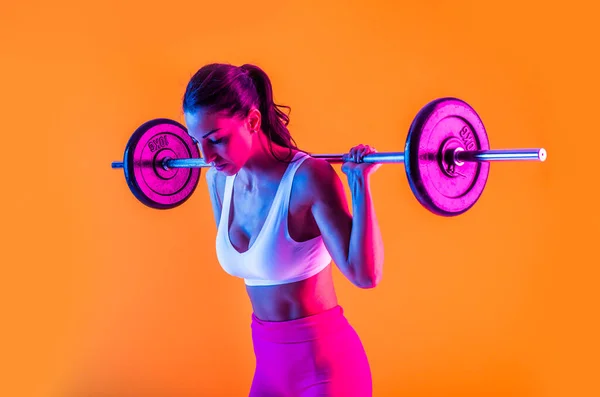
[246,264,339,322]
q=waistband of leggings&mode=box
[250,305,349,343]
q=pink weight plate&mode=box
[404,98,490,216]
[123,118,201,209]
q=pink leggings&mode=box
[249,305,372,397]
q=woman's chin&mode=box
[215,163,238,175]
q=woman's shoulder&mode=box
[205,166,227,201]
[294,152,342,201]
[205,165,224,184]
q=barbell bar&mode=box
[111,148,545,170]
[110,97,547,215]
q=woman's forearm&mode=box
[346,173,385,288]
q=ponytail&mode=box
[240,64,300,162]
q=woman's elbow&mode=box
[353,266,383,289]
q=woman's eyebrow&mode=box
[202,128,221,138]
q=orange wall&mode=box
[2,1,598,396]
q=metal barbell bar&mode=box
[111,148,546,170]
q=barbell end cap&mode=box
[112,161,124,169]
[539,148,547,162]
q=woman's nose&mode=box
[199,144,216,164]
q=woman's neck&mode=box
[236,131,295,186]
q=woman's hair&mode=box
[182,63,300,162]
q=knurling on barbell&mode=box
[111,97,547,216]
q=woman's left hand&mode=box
[341,144,382,178]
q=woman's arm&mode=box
[303,148,384,288]
[344,168,385,287]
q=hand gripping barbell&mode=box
[111,97,547,216]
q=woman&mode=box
[182,63,384,396]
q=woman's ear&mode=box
[247,107,262,133]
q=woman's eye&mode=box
[210,137,224,144]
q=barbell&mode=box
[111,97,547,216]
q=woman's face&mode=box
[185,108,259,175]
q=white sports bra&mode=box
[215,152,332,286]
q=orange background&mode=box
[1,1,598,396]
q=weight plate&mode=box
[405,98,490,216]
[123,118,201,209]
